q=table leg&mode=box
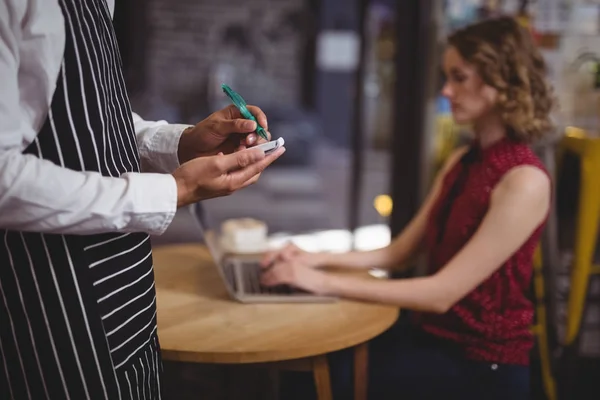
[312,354,333,400]
[224,365,237,400]
[265,368,280,400]
[353,342,368,400]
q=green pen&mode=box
[221,83,269,141]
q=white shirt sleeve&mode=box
[0,5,177,236]
[132,113,191,173]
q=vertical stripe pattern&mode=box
[0,0,162,398]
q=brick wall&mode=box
[132,0,308,122]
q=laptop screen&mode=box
[190,204,223,264]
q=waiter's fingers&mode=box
[225,147,285,184]
[245,105,268,131]
[223,104,269,132]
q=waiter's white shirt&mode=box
[0,0,189,236]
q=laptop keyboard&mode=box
[239,261,306,295]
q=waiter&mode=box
[0,0,285,399]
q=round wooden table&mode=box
[153,244,399,400]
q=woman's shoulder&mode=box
[490,140,551,207]
[484,141,550,195]
[488,140,548,173]
[489,164,551,225]
[496,164,551,197]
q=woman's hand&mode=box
[260,243,326,270]
[260,258,330,295]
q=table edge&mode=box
[160,309,399,364]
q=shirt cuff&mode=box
[150,123,191,172]
[124,172,178,236]
[139,123,191,173]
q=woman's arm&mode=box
[314,146,469,271]
[263,165,551,312]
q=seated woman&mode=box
[261,16,554,400]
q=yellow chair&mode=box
[433,114,460,170]
[552,127,600,398]
[530,134,564,400]
[557,127,600,348]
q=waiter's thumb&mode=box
[217,147,265,172]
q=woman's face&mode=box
[441,46,498,124]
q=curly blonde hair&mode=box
[448,17,555,142]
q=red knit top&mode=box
[414,137,548,365]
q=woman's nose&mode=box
[441,82,453,98]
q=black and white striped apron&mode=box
[0,0,162,398]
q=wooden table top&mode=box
[153,244,399,364]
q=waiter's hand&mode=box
[172,146,285,207]
[177,105,271,164]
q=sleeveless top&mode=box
[0,1,162,399]
[414,137,548,366]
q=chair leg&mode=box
[535,308,557,400]
[353,342,368,400]
[559,275,592,400]
[533,247,557,400]
[312,355,333,400]
[559,322,585,400]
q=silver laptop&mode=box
[200,225,337,304]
